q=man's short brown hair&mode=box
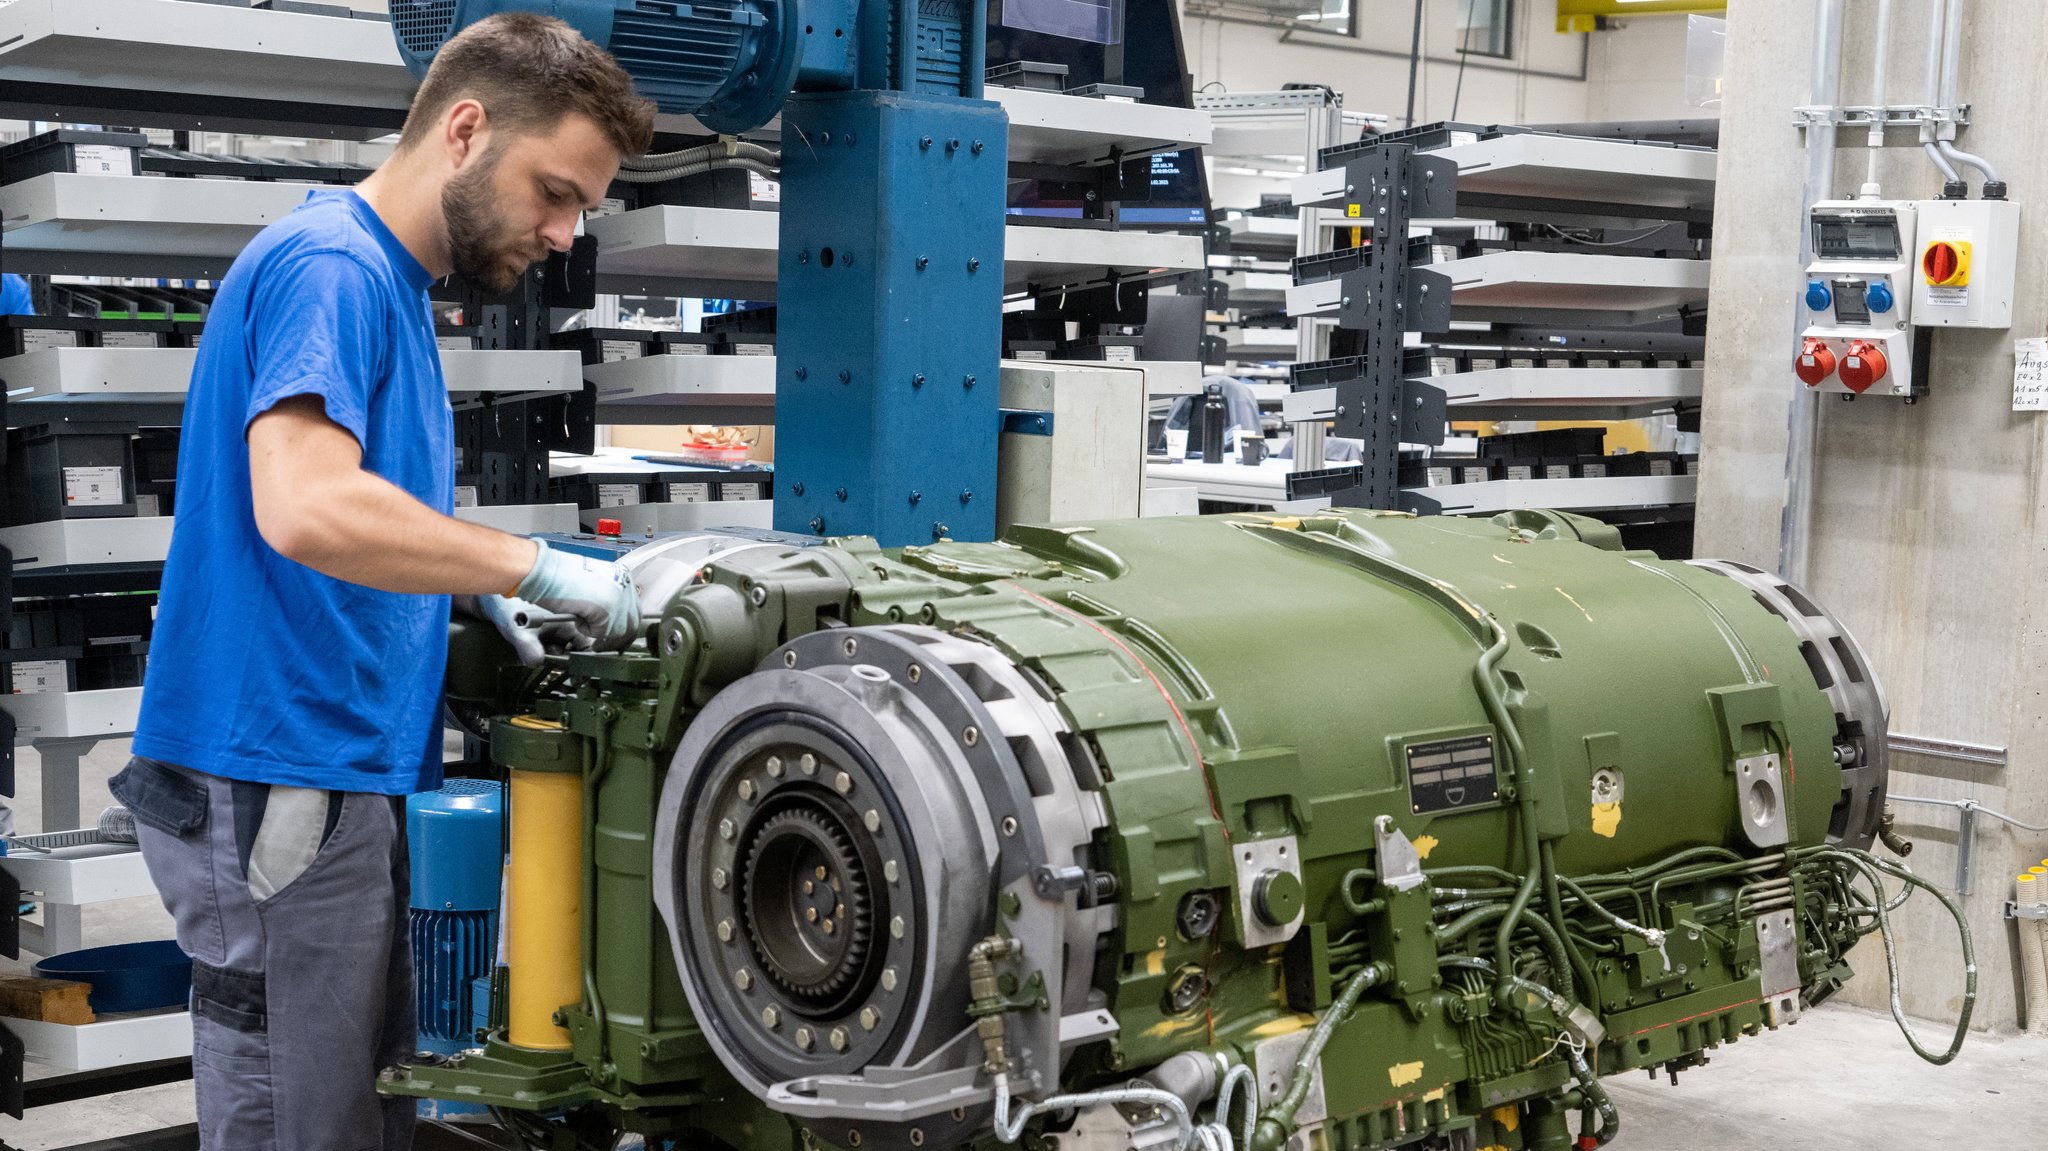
[399,12,656,158]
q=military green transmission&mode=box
[386,509,1968,1151]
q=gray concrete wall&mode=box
[1698,0,2048,1030]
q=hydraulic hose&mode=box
[1252,963,1389,1151]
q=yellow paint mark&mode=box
[506,714,564,731]
[1144,949,1167,977]
[1555,586,1594,623]
[1479,1146,1512,1151]
[1492,1106,1520,1133]
[1412,835,1440,860]
[1388,1061,1425,1088]
[1248,1017,1312,1039]
[1422,1087,1447,1104]
[1592,802,1623,838]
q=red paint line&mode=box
[1625,993,1763,1038]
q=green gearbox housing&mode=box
[388,508,1946,1151]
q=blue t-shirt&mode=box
[134,190,454,795]
[0,274,32,316]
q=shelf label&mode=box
[453,486,479,509]
[597,484,640,508]
[11,660,69,695]
[20,329,78,353]
[601,340,642,363]
[719,483,765,502]
[64,466,125,506]
[71,145,133,176]
[100,331,158,349]
[670,483,711,503]
[731,342,774,357]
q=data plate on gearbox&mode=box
[1405,734,1499,814]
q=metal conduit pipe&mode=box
[1862,0,1891,193]
[1780,0,1845,584]
[1934,0,2002,187]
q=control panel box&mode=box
[1797,200,1921,398]
[1912,197,2020,329]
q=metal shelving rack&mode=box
[1284,122,1716,524]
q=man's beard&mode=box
[443,147,535,296]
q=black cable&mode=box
[1451,0,1478,120]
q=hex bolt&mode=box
[796,1027,815,1051]
[807,907,819,923]
[791,482,806,497]
[830,1027,850,1051]
[801,753,818,775]
[719,819,736,840]
[947,138,961,152]
[809,517,825,533]
[860,1007,881,1031]
[767,756,785,776]
[971,140,984,154]
[834,771,854,795]
[932,522,949,541]
[762,1006,781,1029]
[838,369,852,384]
[967,258,981,272]
[713,868,729,890]
[909,491,923,506]
[738,779,755,801]
[735,969,753,991]
[920,136,933,149]
[794,366,808,381]
[884,859,900,883]
[844,252,856,266]
[882,967,899,992]
[959,489,973,504]
[865,809,882,831]
[836,487,849,502]
[890,916,906,939]
[916,256,930,270]
[1176,890,1222,940]
[912,372,926,388]
[963,373,977,388]
[718,919,734,942]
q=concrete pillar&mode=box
[1698,0,2048,1030]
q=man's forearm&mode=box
[265,466,537,595]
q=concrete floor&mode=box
[4,746,2042,1149]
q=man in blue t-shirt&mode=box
[0,274,32,316]
[107,15,655,1147]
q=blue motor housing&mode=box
[406,778,503,1094]
[390,0,806,133]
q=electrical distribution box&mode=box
[1796,200,1922,399]
[1911,197,2020,329]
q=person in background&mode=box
[0,273,34,317]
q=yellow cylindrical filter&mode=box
[507,762,584,1050]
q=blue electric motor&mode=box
[389,0,808,132]
[406,778,504,1117]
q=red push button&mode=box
[1795,337,1837,387]
[596,518,623,536]
[1838,340,1889,393]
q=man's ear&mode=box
[444,99,490,168]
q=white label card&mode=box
[670,483,711,503]
[719,483,764,501]
[70,145,132,175]
[2012,338,2048,411]
[1102,345,1138,362]
[11,660,68,695]
[64,466,125,506]
[100,331,157,349]
[601,340,642,363]
[597,484,640,508]
[20,329,78,353]
[454,486,479,508]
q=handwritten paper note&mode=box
[2014,338,2048,411]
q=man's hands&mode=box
[513,541,643,652]
[457,594,593,667]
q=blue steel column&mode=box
[772,91,1008,546]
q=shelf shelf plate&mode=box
[991,89,1212,166]
[451,504,581,536]
[0,347,583,405]
[0,833,152,905]
[6,1010,192,1073]
[6,687,145,745]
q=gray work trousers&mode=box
[110,756,415,1150]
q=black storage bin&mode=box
[6,423,138,525]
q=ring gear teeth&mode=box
[738,806,876,1007]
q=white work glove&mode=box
[511,540,643,652]
[456,593,595,667]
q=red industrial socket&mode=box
[1838,340,1889,393]
[1794,337,1837,387]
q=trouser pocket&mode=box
[107,756,208,838]
[189,958,275,1146]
